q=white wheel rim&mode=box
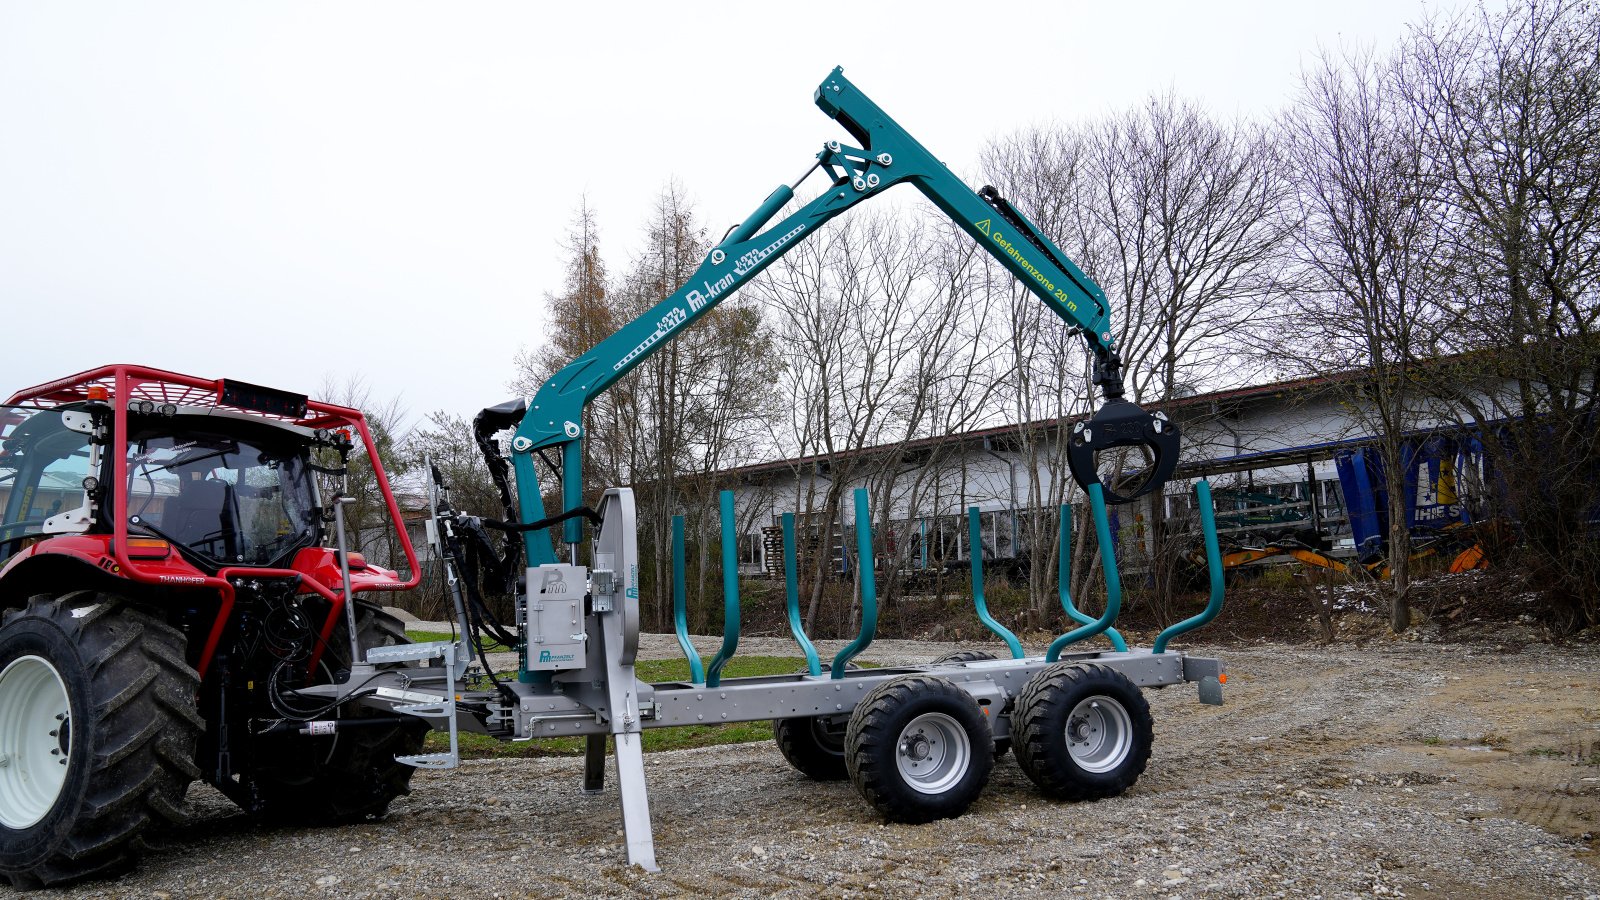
[895,712,970,795]
[1065,694,1132,774]
[0,655,73,829]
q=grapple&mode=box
[1067,351,1181,504]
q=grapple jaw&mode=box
[1067,398,1180,505]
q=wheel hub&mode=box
[0,655,74,829]
[1064,694,1133,774]
[894,712,971,795]
[900,734,932,761]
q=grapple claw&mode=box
[1067,399,1180,504]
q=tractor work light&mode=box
[219,379,308,418]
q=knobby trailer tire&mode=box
[844,675,993,824]
[774,715,850,781]
[1012,662,1153,802]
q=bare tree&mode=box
[1089,94,1291,407]
[1401,0,1600,627]
[512,198,625,495]
[608,182,783,630]
[749,207,1004,634]
[981,95,1291,617]
[1276,45,1446,632]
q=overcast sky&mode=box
[0,0,1481,425]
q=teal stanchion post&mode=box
[1047,485,1128,661]
[1154,480,1225,653]
[705,491,741,687]
[830,489,878,678]
[1054,501,1128,652]
[967,506,1025,658]
[671,515,705,684]
[782,513,822,676]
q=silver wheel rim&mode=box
[0,656,73,829]
[895,712,970,794]
[1065,694,1132,773]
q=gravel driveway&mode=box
[10,636,1600,898]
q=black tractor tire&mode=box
[0,592,202,890]
[773,715,849,781]
[1012,663,1153,802]
[250,603,427,824]
[929,650,1012,758]
[844,675,993,824]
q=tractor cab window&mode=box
[126,423,319,569]
[0,406,96,565]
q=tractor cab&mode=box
[124,416,322,570]
[0,366,425,890]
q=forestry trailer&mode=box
[0,68,1227,887]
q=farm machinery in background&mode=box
[0,67,1228,887]
[1187,436,1500,580]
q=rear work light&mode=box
[126,538,171,559]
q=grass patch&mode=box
[1526,747,1565,758]
[1422,736,1443,746]
[425,654,823,760]
[407,629,512,652]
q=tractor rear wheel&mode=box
[250,603,426,824]
[0,592,201,889]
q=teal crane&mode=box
[497,67,1180,576]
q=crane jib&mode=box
[509,66,1185,567]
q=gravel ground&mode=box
[10,635,1600,899]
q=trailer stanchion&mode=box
[1047,485,1126,661]
[830,489,878,677]
[1053,501,1129,653]
[671,515,705,684]
[782,512,822,676]
[705,491,742,687]
[1154,480,1225,653]
[966,506,1025,658]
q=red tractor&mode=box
[0,365,424,888]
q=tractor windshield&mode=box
[0,406,95,563]
[126,421,319,568]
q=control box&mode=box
[523,564,587,671]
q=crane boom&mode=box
[507,67,1178,567]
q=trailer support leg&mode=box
[582,734,606,794]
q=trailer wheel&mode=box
[929,650,1011,758]
[251,603,426,824]
[773,715,849,781]
[0,592,201,889]
[845,675,993,823]
[1012,663,1152,801]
